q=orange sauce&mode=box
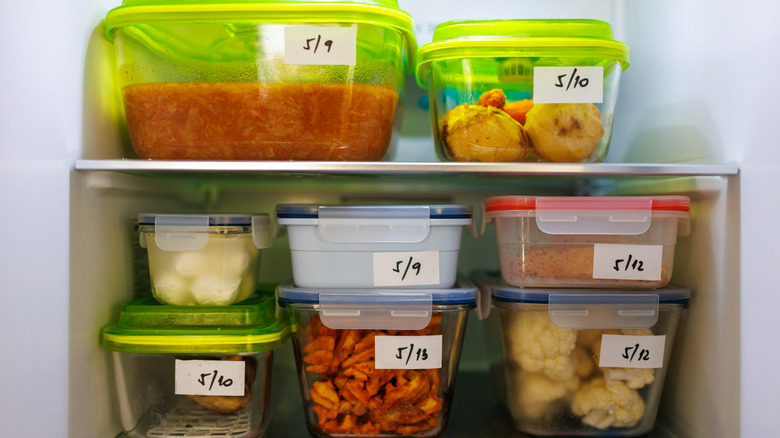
[122,82,399,160]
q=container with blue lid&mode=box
[138,213,272,306]
[472,272,689,437]
[277,279,475,437]
[275,204,474,289]
[102,290,289,438]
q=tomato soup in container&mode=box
[104,0,416,160]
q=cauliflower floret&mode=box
[571,377,645,429]
[505,310,578,381]
[591,329,655,389]
[572,345,595,379]
[510,371,578,420]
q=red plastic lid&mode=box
[484,196,690,212]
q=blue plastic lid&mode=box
[277,280,477,306]
[491,285,690,305]
[278,279,476,330]
[275,204,473,220]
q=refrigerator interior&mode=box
[2,0,779,437]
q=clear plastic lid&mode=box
[102,289,289,353]
[472,272,689,329]
[416,19,629,88]
[138,213,272,251]
[277,280,477,330]
[482,196,691,236]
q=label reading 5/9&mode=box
[374,335,443,370]
[592,244,663,281]
[533,66,604,104]
[284,25,357,66]
[175,359,245,397]
[598,335,666,369]
[372,251,440,287]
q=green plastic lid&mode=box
[102,290,289,354]
[105,0,417,67]
[416,19,629,88]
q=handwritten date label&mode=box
[533,66,604,103]
[372,251,440,287]
[375,335,442,370]
[175,359,245,397]
[598,335,666,368]
[592,244,663,281]
[284,25,357,66]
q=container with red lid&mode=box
[482,196,691,289]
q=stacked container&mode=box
[479,195,692,437]
[275,204,477,437]
[104,0,416,161]
[415,19,629,163]
[103,214,286,438]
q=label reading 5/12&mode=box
[592,244,663,281]
[284,25,357,66]
[374,335,443,370]
[372,251,440,287]
[533,66,604,103]
[598,335,666,369]
[175,359,245,397]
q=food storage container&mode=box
[482,196,690,289]
[102,292,289,438]
[138,213,272,305]
[105,0,416,161]
[276,280,477,438]
[473,273,690,437]
[276,204,474,289]
[415,19,629,163]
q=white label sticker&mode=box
[598,335,666,368]
[592,244,664,281]
[533,66,604,103]
[372,251,440,287]
[284,25,357,66]
[375,335,442,370]
[174,359,245,397]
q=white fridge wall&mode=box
[0,1,777,437]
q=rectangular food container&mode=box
[276,281,477,437]
[138,213,272,305]
[482,196,690,289]
[473,273,690,437]
[276,204,474,289]
[105,0,416,161]
[415,19,629,163]
[102,293,289,438]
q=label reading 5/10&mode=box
[372,251,440,287]
[598,335,666,368]
[533,66,604,104]
[592,244,663,281]
[375,335,443,370]
[284,25,357,66]
[175,359,245,397]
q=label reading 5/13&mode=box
[375,335,443,370]
[533,66,604,104]
[175,359,245,397]
[592,244,663,281]
[284,25,357,66]
[372,251,440,287]
[598,335,666,368]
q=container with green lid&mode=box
[104,0,416,161]
[415,19,629,163]
[102,292,289,438]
